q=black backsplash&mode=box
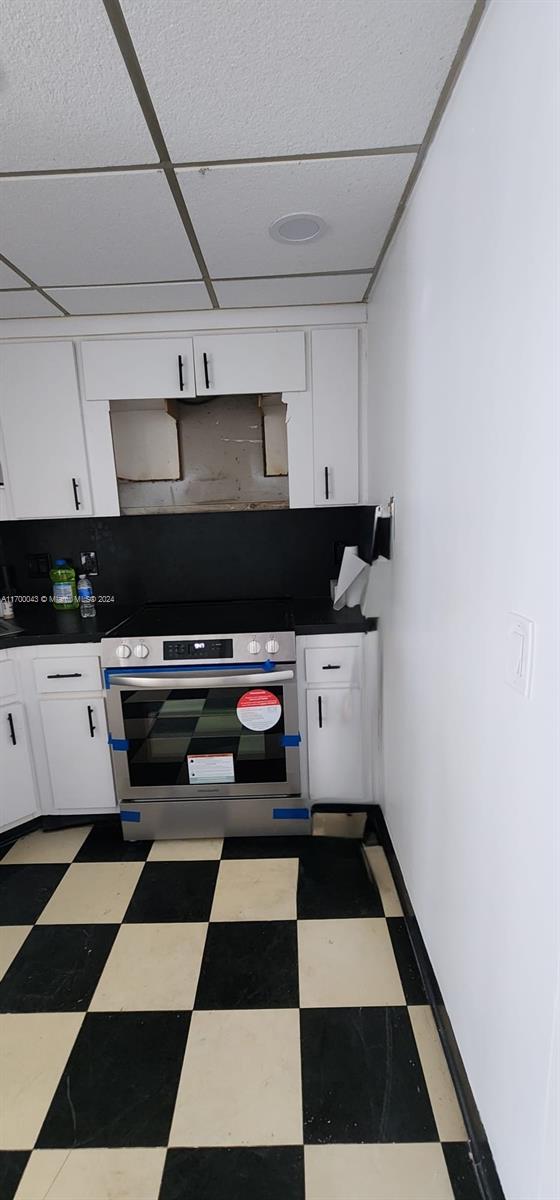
[0,508,375,605]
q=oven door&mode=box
[105,664,300,801]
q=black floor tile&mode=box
[386,917,428,1004]
[297,841,383,919]
[0,865,68,924]
[195,921,298,1009]
[75,825,152,862]
[442,1143,483,1200]
[222,835,312,858]
[0,925,118,1013]
[37,1011,189,1149]
[160,1147,305,1200]
[300,1006,438,1144]
[124,861,219,923]
[0,1151,30,1200]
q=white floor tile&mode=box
[210,858,298,921]
[304,1143,454,1200]
[408,1005,467,1141]
[36,862,143,925]
[0,1012,83,1149]
[2,827,92,865]
[170,1008,302,1146]
[298,918,405,1007]
[363,845,403,917]
[148,838,223,861]
[15,1147,166,1200]
[0,926,31,980]
[90,922,207,1011]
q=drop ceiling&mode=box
[0,0,479,319]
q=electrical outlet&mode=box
[27,553,51,578]
[80,551,98,576]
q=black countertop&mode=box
[0,597,375,651]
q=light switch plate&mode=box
[506,612,534,697]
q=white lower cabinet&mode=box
[40,697,115,812]
[0,702,39,831]
[306,686,364,802]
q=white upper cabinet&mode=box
[81,337,196,400]
[192,331,306,395]
[311,328,359,506]
[0,341,92,520]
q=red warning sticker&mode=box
[236,688,282,731]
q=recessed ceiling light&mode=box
[269,213,327,244]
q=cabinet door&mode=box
[0,703,38,831]
[311,328,359,505]
[81,338,196,400]
[0,342,92,520]
[40,698,116,811]
[306,687,363,802]
[193,331,306,395]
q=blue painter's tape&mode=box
[280,734,301,747]
[121,810,141,823]
[108,735,129,751]
[273,807,310,820]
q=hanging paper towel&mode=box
[332,545,370,610]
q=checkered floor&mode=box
[0,824,479,1200]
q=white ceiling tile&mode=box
[0,263,30,289]
[122,0,473,159]
[47,282,212,315]
[0,291,60,318]
[215,275,370,308]
[177,156,414,277]
[0,0,157,171]
[0,172,201,286]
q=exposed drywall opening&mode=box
[109,393,289,514]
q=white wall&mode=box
[365,3,559,1198]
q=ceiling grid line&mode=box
[100,0,219,309]
[362,0,487,301]
[0,145,422,182]
[0,253,69,316]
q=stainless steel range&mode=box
[101,601,308,840]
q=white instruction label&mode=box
[237,688,282,732]
[187,753,235,784]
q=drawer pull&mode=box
[47,672,82,679]
[87,704,96,738]
[322,663,341,670]
[318,695,323,729]
[7,711,16,745]
[178,354,184,391]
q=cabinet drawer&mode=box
[305,645,361,685]
[33,656,102,694]
[0,660,18,701]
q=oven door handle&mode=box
[108,669,295,689]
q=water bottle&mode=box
[77,574,95,619]
[50,559,78,610]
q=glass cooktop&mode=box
[108,598,294,639]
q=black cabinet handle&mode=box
[324,467,330,501]
[203,351,210,389]
[322,664,341,670]
[87,704,96,738]
[7,711,16,745]
[47,672,82,679]
[72,477,81,510]
[178,354,184,391]
[317,695,323,729]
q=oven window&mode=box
[120,686,288,788]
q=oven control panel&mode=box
[164,638,234,660]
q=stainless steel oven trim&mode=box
[109,669,294,689]
[105,663,301,802]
